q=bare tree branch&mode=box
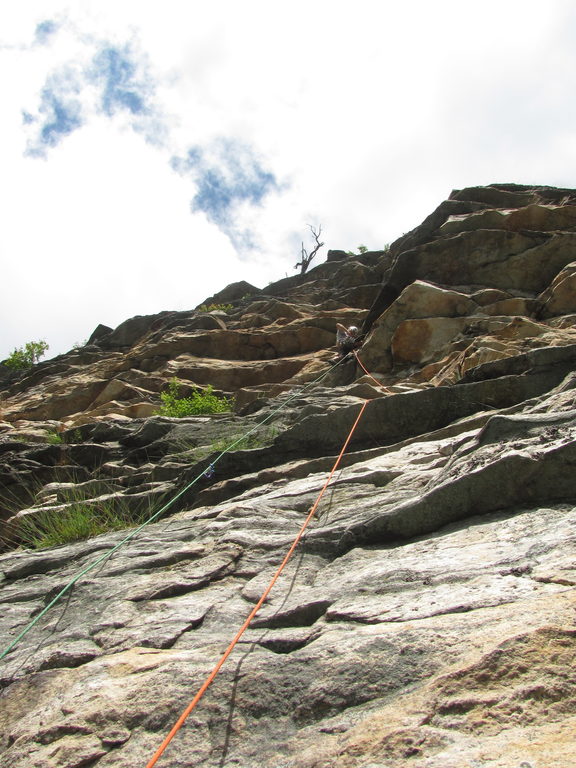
[294,224,324,275]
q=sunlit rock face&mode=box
[1,183,576,768]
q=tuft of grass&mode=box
[157,378,232,417]
[229,434,262,451]
[16,501,149,550]
[1,475,153,551]
[46,430,63,445]
[210,427,278,453]
[179,426,279,462]
[65,428,83,444]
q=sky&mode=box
[2,1,576,360]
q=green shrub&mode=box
[46,430,63,445]
[4,340,49,369]
[197,303,234,314]
[157,378,232,417]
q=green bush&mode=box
[4,340,49,369]
[157,378,232,417]
[197,303,234,314]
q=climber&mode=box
[331,323,362,363]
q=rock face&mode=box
[1,184,576,768]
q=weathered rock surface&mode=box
[1,184,576,768]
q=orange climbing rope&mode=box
[145,399,369,768]
[354,350,392,392]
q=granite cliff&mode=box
[1,183,576,768]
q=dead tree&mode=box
[294,224,324,275]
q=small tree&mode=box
[294,224,324,275]
[4,340,49,370]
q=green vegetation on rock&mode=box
[46,430,63,445]
[17,502,149,549]
[183,425,279,462]
[4,340,49,369]
[1,477,155,550]
[197,303,234,313]
[157,378,232,417]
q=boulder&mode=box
[470,287,511,305]
[478,297,539,316]
[188,314,227,330]
[87,323,113,344]
[391,317,467,364]
[391,229,571,294]
[365,229,576,336]
[326,249,348,262]
[104,313,169,348]
[200,280,261,305]
[360,281,478,372]
[449,183,552,207]
[538,260,576,317]
[439,202,576,235]
[169,356,309,392]
[133,325,335,362]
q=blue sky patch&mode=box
[173,139,278,230]
[34,20,59,45]
[39,89,83,147]
[24,36,160,155]
[25,68,83,156]
[89,44,151,117]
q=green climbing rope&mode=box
[0,357,344,661]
